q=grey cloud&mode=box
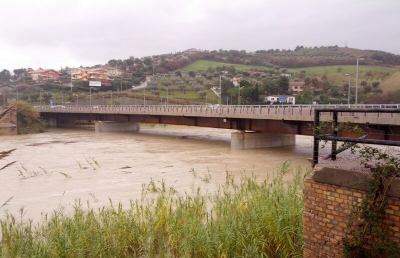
[0,0,399,70]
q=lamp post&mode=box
[345,74,351,105]
[355,57,364,104]
[143,87,146,106]
[219,75,222,105]
[238,85,241,105]
[89,87,92,107]
[166,86,169,105]
[39,90,42,106]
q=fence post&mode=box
[331,111,338,160]
[313,109,320,166]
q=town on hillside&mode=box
[1,46,400,107]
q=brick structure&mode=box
[304,166,400,258]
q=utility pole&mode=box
[166,86,169,105]
[345,74,351,105]
[70,69,73,93]
[219,75,222,105]
[355,58,363,104]
[89,87,92,106]
[143,87,146,106]
[238,86,241,105]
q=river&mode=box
[0,126,312,220]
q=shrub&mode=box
[0,166,305,257]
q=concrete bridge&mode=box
[36,104,400,149]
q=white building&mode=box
[265,95,296,105]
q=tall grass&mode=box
[0,166,305,257]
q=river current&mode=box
[1,126,312,220]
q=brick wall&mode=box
[304,167,400,258]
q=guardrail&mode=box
[313,108,400,166]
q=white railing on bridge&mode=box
[35,104,400,125]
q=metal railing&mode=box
[35,104,400,124]
[313,108,400,166]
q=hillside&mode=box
[380,71,400,93]
[194,47,400,69]
[182,60,270,72]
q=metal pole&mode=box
[345,74,351,105]
[143,87,146,106]
[89,87,92,106]
[355,58,359,104]
[313,110,320,166]
[76,94,78,106]
[238,86,241,105]
[39,90,42,106]
[219,75,222,105]
[331,111,338,160]
[166,86,169,105]
[70,71,73,93]
[111,91,113,105]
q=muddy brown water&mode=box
[1,125,312,220]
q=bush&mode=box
[0,166,305,257]
[14,101,44,134]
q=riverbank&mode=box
[0,167,305,257]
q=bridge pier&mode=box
[231,131,295,150]
[94,121,140,133]
[47,117,58,128]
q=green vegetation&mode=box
[0,165,305,257]
[289,65,398,86]
[14,101,44,134]
[182,60,270,72]
[344,146,400,257]
[380,71,400,93]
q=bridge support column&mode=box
[47,117,58,128]
[231,131,295,150]
[95,121,140,133]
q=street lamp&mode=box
[219,75,223,105]
[345,74,351,105]
[89,87,92,106]
[355,57,364,104]
[143,87,146,106]
[166,86,169,105]
[238,85,241,105]
[39,89,42,106]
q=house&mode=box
[289,81,305,95]
[280,73,292,78]
[232,77,241,87]
[71,68,112,86]
[28,68,61,81]
[265,95,296,105]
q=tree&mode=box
[296,90,313,104]
[0,69,11,82]
[277,76,289,94]
[198,91,207,100]
[188,71,196,77]
[372,81,380,89]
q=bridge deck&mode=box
[36,104,400,126]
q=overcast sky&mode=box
[1,0,399,70]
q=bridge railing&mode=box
[35,104,400,124]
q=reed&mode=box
[0,166,305,257]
